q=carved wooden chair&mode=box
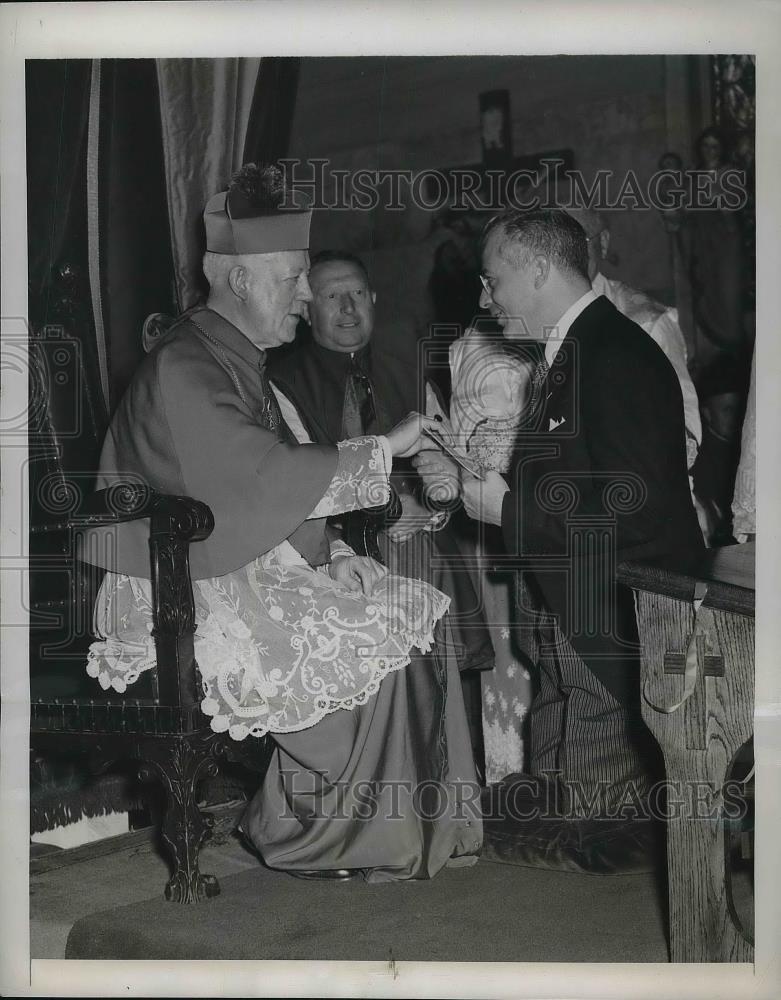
[29,301,400,902]
[29,293,272,903]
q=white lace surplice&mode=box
[87,436,450,740]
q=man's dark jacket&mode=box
[501,296,705,706]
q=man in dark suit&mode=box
[415,209,705,815]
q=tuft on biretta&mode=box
[204,163,312,254]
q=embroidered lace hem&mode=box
[87,561,450,741]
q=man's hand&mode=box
[411,450,461,504]
[385,412,442,458]
[462,470,509,526]
[329,555,388,596]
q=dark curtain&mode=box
[27,60,103,698]
[99,60,176,409]
[26,59,107,479]
[25,60,174,700]
[26,54,303,469]
[26,59,176,416]
[26,60,91,328]
[242,57,301,164]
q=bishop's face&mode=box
[479,228,539,341]
[243,250,312,349]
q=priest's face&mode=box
[242,251,313,349]
[308,259,376,353]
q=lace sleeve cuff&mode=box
[307,436,391,519]
[329,537,356,561]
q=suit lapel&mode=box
[535,335,575,437]
[507,296,615,454]
[543,296,615,433]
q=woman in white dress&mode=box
[446,328,538,784]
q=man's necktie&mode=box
[531,356,550,397]
[523,354,550,429]
[532,357,550,408]
[341,355,377,437]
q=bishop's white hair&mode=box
[202,251,244,290]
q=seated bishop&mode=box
[79,162,482,882]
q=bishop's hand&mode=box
[385,412,442,458]
[329,555,388,596]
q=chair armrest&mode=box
[343,490,403,563]
[72,484,213,535]
[75,486,215,711]
[31,482,214,539]
[71,484,215,715]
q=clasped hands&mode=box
[411,450,509,527]
[384,411,441,458]
[384,412,508,525]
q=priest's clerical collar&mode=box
[309,339,372,372]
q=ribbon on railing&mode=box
[643,579,709,714]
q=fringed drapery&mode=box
[156,58,260,312]
[30,771,145,835]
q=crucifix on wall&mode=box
[424,84,573,213]
[479,89,513,168]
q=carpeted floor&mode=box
[30,820,259,959]
[40,830,671,962]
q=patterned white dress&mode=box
[448,330,537,784]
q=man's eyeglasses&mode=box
[479,273,495,296]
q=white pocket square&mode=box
[549,416,566,431]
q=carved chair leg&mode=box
[138,737,222,903]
